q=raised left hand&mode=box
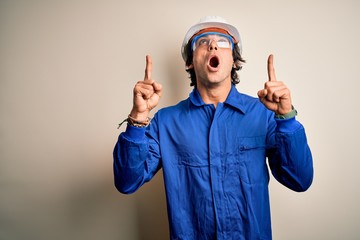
[257,54,292,115]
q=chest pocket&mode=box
[237,136,267,162]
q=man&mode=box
[113,16,313,240]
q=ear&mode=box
[186,63,194,70]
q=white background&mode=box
[1,0,359,239]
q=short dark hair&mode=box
[185,43,246,87]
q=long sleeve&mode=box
[268,117,314,192]
[113,123,161,194]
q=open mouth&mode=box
[209,56,219,68]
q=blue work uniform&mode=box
[113,85,313,240]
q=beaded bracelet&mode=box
[127,115,151,127]
[117,115,151,129]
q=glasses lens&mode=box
[215,38,231,48]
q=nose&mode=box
[208,39,218,51]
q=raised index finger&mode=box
[267,54,277,82]
[144,55,152,81]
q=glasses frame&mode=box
[191,32,234,52]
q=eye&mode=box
[218,38,228,43]
[197,38,209,46]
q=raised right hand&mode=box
[130,55,162,121]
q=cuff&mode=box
[123,124,147,141]
[275,117,302,133]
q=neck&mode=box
[197,80,232,108]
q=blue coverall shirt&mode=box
[113,85,313,240]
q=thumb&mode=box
[153,82,163,97]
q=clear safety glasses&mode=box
[191,32,234,52]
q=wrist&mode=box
[129,109,149,122]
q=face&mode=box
[188,32,234,88]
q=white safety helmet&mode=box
[181,16,242,61]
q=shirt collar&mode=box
[189,85,247,114]
[189,88,205,107]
